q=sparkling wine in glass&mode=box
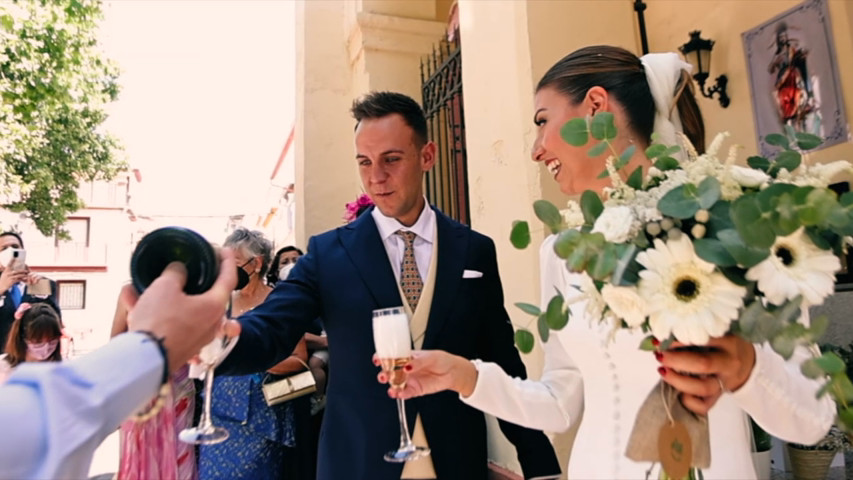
[178,331,238,445]
[372,306,430,462]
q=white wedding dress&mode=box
[461,235,836,479]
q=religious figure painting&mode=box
[742,0,848,156]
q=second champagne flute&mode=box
[372,306,430,462]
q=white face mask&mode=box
[279,263,296,281]
[26,339,59,360]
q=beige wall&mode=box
[644,0,853,167]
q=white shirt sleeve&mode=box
[0,332,164,480]
[460,235,584,432]
[729,336,836,444]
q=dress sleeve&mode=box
[0,332,163,479]
[728,309,835,444]
[460,235,584,432]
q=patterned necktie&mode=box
[8,285,21,308]
[396,230,423,312]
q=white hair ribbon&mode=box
[640,52,693,158]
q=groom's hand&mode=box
[374,350,479,399]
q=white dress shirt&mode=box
[0,332,163,479]
[461,234,836,480]
[371,200,436,283]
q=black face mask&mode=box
[234,259,253,291]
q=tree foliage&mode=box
[0,0,123,235]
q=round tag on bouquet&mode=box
[658,421,692,479]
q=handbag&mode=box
[261,358,317,406]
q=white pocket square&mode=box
[462,269,483,279]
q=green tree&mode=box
[0,0,123,236]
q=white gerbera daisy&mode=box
[745,228,840,306]
[637,236,746,344]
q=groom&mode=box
[219,91,560,480]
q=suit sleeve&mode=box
[218,236,323,375]
[475,236,562,479]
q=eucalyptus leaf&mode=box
[814,352,846,374]
[553,229,582,259]
[581,190,604,224]
[645,144,667,159]
[534,200,564,234]
[770,335,796,360]
[515,329,535,354]
[785,124,797,141]
[718,229,770,268]
[774,150,801,173]
[587,142,609,157]
[545,294,569,330]
[693,238,737,267]
[654,156,679,171]
[639,336,657,351]
[561,117,589,146]
[587,243,618,280]
[731,195,775,249]
[794,132,822,150]
[611,244,639,286]
[747,155,771,172]
[800,359,824,379]
[537,314,550,343]
[590,112,617,141]
[510,220,531,249]
[626,166,644,190]
[720,266,750,286]
[515,302,541,316]
[765,133,790,149]
[617,145,637,169]
[809,314,830,340]
[658,184,701,219]
[696,176,722,209]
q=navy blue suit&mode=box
[220,207,560,480]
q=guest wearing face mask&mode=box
[268,245,304,285]
[200,229,315,480]
[1,302,63,383]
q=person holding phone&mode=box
[0,232,61,349]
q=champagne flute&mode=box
[179,328,238,445]
[372,306,430,462]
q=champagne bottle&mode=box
[130,226,218,294]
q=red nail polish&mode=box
[404,364,413,372]
[651,338,660,347]
[654,351,663,362]
[658,366,667,376]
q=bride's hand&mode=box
[374,350,478,399]
[656,335,756,415]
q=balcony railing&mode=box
[26,242,108,267]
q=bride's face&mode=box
[531,86,613,196]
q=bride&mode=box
[377,45,835,479]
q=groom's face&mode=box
[355,114,435,227]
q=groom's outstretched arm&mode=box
[475,237,562,479]
[219,237,323,375]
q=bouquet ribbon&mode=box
[625,381,710,477]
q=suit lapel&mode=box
[423,209,467,349]
[339,209,403,309]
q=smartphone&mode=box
[9,248,26,271]
[29,277,51,296]
[0,248,26,271]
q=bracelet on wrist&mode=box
[129,383,171,422]
[136,330,170,385]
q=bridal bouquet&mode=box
[511,112,853,477]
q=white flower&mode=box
[592,206,637,243]
[601,285,647,327]
[637,235,746,344]
[745,228,840,305]
[561,200,585,228]
[729,165,769,188]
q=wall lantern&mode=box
[679,30,730,108]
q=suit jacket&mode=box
[221,207,560,480]
[0,279,61,349]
